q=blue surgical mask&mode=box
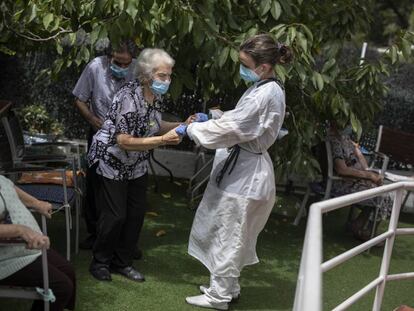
[239,64,260,82]
[150,79,170,95]
[110,63,129,79]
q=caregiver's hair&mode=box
[136,48,175,83]
[240,34,293,66]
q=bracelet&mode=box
[161,136,166,145]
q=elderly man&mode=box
[72,40,140,255]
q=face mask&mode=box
[239,64,260,82]
[150,79,170,95]
[110,63,129,79]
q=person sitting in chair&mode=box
[0,175,76,311]
[328,123,393,241]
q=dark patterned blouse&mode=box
[329,134,392,218]
[87,80,162,180]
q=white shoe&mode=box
[185,294,229,310]
[199,285,240,300]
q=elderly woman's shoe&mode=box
[185,294,228,310]
[111,266,145,282]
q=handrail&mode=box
[293,181,414,311]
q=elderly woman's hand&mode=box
[162,128,182,145]
[185,114,197,125]
[370,172,384,186]
[34,200,53,219]
[18,225,50,250]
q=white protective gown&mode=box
[187,80,286,277]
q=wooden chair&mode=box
[0,215,53,311]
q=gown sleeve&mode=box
[187,87,284,149]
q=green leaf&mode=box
[0,45,16,55]
[230,48,238,62]
[126,1,138,19]
[275,64,287,83]
[79,46,90,62]
[390,45,397,64]
[28,4,37,23]
[322,59,336,73]
[270,1,282,20]
[218,46,229,67]
[119,0,125,11]
[192,21,205,48]
[43,13,54,29]
[296,32,307,51]
[188,15,194,32]
[56,43,63,55]
[204,17,219,33]
[314,72,324,91]
[401,38,411,59]
[350,113,361,138]
[259,0,271,16]
[301,24,313,43]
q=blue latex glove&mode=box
[194,113,209,122]
[175,124,188,136]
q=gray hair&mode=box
[136,48,175,83]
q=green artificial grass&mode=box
[2,178,414,311]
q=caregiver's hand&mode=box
[162,128,181,145]
[175,124,188,137]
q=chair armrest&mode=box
[0,166,56,174]
[31,142,78,147]
[368,151,390,175]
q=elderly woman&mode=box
[0,175,76,311]
[87,48,186,282]
[328,124,393,241]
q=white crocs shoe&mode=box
[185,294,229,310]
[199,285,240,300]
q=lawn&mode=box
[2,177,414,311]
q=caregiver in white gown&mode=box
[185,34,293,310]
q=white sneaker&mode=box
[185,294,229,310]
[199,285,240,300]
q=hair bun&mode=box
[277,43,293,64]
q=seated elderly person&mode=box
[0,175,76,311]
[328,123,393,241]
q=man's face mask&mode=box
[110,63,129,79]
[239,64,260,82]
[150,79,170,95]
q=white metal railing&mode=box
[293,181,414,311]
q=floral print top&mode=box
[87,80,162,180]
[329,134,392,218]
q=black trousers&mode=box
[84,128,98,236]
[93,173,148,268]
[0,249,76,311]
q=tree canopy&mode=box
[1,0,413,178]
